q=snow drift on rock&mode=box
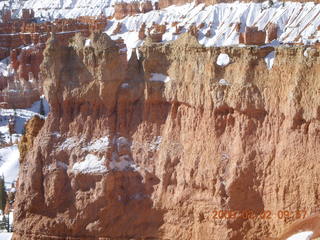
[286,231,313,240]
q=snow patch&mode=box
[264,51,275,69]
[303,47,311,58]
[82,136,109,152]
[0,233,12,240]
[219,79,230,86]
[59,137,79,151]
[121,83,129,88]
[0,145,19,186]
[150,73,171,83]
[85,39,91,47]
[51,132,61,138]
[286,231,313,240]
[72,154,107,174]
[216,53,230,66]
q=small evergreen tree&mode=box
[39,98,45,116]
[268,0,274,7]
[0,176,7,212]
[0,131,6,145]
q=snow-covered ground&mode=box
[0,0,158,19]
[107,1,320,50]
[0,0,318,59]
[0,145,19,186]
[98,1,320,61]
[0,97,50,137]
[0,232,12,240]
[286,231,313,240]
[0,0,318,48]
[0,97,50,188]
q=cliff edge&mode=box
[12,32,320,240]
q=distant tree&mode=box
[39,98,45,116]
[0,131,6,145]
[0,176,7,212]
[268,0,274,7]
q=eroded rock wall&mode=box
[13,32,320,240]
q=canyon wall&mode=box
[12,32,320,240]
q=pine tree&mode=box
[0,176,7,212]
[39,98,45,116]
[0,131,5,145]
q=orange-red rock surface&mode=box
[11,32,320,240]
[114,1,155,20]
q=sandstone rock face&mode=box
[266,23,278,43]
[13,32,320,240]
[114,1,154,20]
[19,116,45,161]
[240,26,267,45]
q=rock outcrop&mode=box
[240,26,267,45]
[114,1,154,20]
[12,32,320,240]
[19,116,45,161]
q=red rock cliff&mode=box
[12,32,320,240]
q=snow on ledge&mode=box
[264,51,275,70]
[219,79,230,86]
[72,154,107,174]
[85,39,91,47]
[303,47,312,58]
[82,136,110,152]
[0,233,12,240]
[150,73,171,83]
[286,231,313,240]
[216,53,230,67]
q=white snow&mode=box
[0,0,157,19]
[8,212,13,226]
[82,136,110,152]
[0,97,49,137]
[51,132,61,138]
[104,1,320,51]
[286,231,313,240]
[60,136,109,152]
[85,39,91,47]
[216,53,230,66]
[121,83,129,88]
[0,1,317,53]
[0,233,12,240]
[72,154,107,174]
[0,58,11,77]
[0,98,49,187]
[303,47,311,58]
[150,73,171,83]
[0,145,19,187]
[219,79,230,86]
[264,51,275,69]
[59,137,80,151]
